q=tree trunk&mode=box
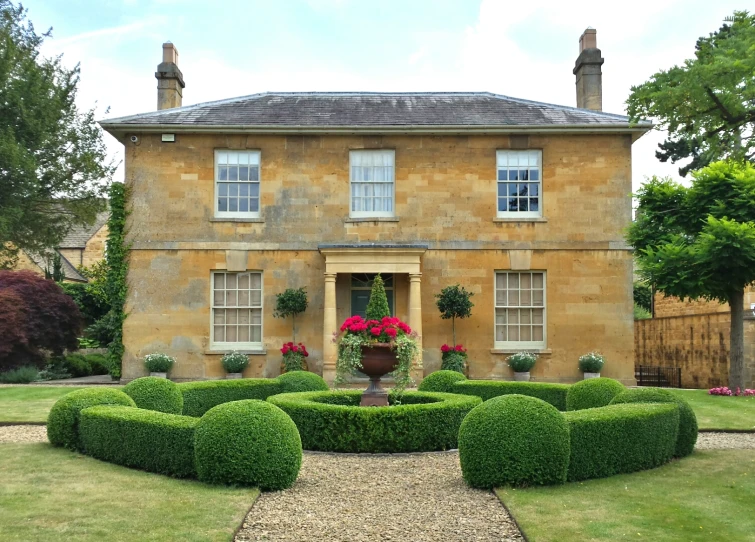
[292,314,296,343]
[452,316,456,347]
[729,289,745,390]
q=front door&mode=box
[350,273,394,318]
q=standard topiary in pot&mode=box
[123,376,184,414]
[507,352,537,381]
[144,353,175,377]
[221,351,249,378]
[578,351,605,378]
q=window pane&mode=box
[530,199,539,212]
[213,311,225,324]
[238,166,249,181]
[238,310,250,325]
[508,326,520,341]
[530,170,539,181]
[213,291,224,306]
[521,310,531,324]
[229,199,238,212]
[239,184,249,197]
[250,184,259,197]
[239,199,248,212]
[496,274,506,289]
[251,325,262,342]
[496,289,506,306]
[227,309,238,324]
[226,326,237,342]
[497,170,507,181]
[508,309,519,324]
[250,199,259,212]
[218,199,227,212]
[496,325,506,342]
[238,290,250,306]
[495,309,506,325]
[238,326,250,342]
[533,309,544,324]
[521,290,531,305]
[219,167,228,181]
[508,274,519,289]
[228,167,238,181]
[226,291,237,307]
[520,326,532,341]
[251,309,262,325]
[238,274,250,289]
[249,273,261,289]
[214,274,225,289]
[214,325,225,342]
[249,167,259,182]
[533,326,544,341]
[251,290,261,305]
[521,273,531,289]
[532,290,544,306]
[533,273,544,288]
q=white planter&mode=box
[149,372,167,378]
[225,372,243,379]
[514,371,531,382]
[583,372,601,379]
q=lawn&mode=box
[668,389,755,430]
[497,450,755,542]
[0,443,258,542]
[0,387,92,423]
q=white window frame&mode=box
[210,271,263,351]
[494,271,547,350]
[349,149,395,218]
[496,150,542,219]
[214,150,261,219]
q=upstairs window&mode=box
[350,150,395,218]
[215,150,260,218]
[496,150,542,218]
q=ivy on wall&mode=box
[104,183,130,379]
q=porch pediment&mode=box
[318,243,428,274]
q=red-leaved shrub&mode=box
[0,270,83,369]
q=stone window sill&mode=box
[344,217,400,223]
[204,349,267,355]
[490,348,552,355]
[493,217,548,223]
[209,218,265,223]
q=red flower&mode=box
[371,326,382,336]
[281,346,290,354]
[385,327,397,338]
[455,344,465,352]
[398,322,411,334]
[441,344,450,353]
[291,345,298,352]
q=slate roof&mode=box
[58,211,109,249]
[24,251,87,283]
[100,92,650,132]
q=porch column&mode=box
[322,273,338,384]
[408,273,424,381]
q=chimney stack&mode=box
[155,42,185,110]
[573,28,603,111]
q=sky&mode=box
[28,0,750,192]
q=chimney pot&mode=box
[155,42,185,111]
[573,28,603,111]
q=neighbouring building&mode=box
[11,211,109,283]
[100,31,650,384]
[635,289,755,388]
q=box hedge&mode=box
[564,403,679,481]
[177,379,281,417]
[610,388,698,457]
[267,390,481,453]
[565,377,625,411]
[194,400,302,490]
[123,376,183,414]
[418,370,468,393]
[276,371,329,393]
[79,405,199,478]
[458,394,570,488]
[453,380,570,411]
[47,388,136,450]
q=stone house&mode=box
[12,211,109,283]
[100,30,650,384]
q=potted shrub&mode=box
[221,351,249,379]
[273,287,308,343]
[506,352,537,381]
[144,353,175,378]
[578,352,604,379]
[280,342,309,373]
[435,284,474,347]
[440,343,468,374]
[334,274,420,406]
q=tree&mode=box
[0,1,115,267]
[273,287,308,342]
[365,274,390,321]
[0,270,82,369]
[633,281,652,312]
[44,252,64,282]
[60,260,109,329]
[628,160,755,389]
[627,11,755,176]
[435,284,475,346]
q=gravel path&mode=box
[695,431,755,450]
[0,425,46,444]
[236,451,524,542]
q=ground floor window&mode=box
[211,271,262,349]
[350,273,394,318]
[495,271,545,349]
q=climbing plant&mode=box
[104,183,130,379]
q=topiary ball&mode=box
[458,394,570,488]
[277,371,329,393]
[418,370,467,393]
[194,400,302,490]
[123,376,183,414]
[47,388,136,450]
[610,388,698,457]
[566,377,626,411]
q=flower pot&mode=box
[149,372,167,378]
[225,372,243,379]
[514,371,530,382]
[360,344,398,407]
[583,372,600,379]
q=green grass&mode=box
[668,389,755,430]
[0,443,258,542]
[0,387,93,423]
[497,450,755,542]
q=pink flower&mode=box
[385,327,397,338]
[371,326,382,336]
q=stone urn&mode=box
[225,372,243,379]
[513,371,530,382]
[360,343,398,407]
[583,372,600,379]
